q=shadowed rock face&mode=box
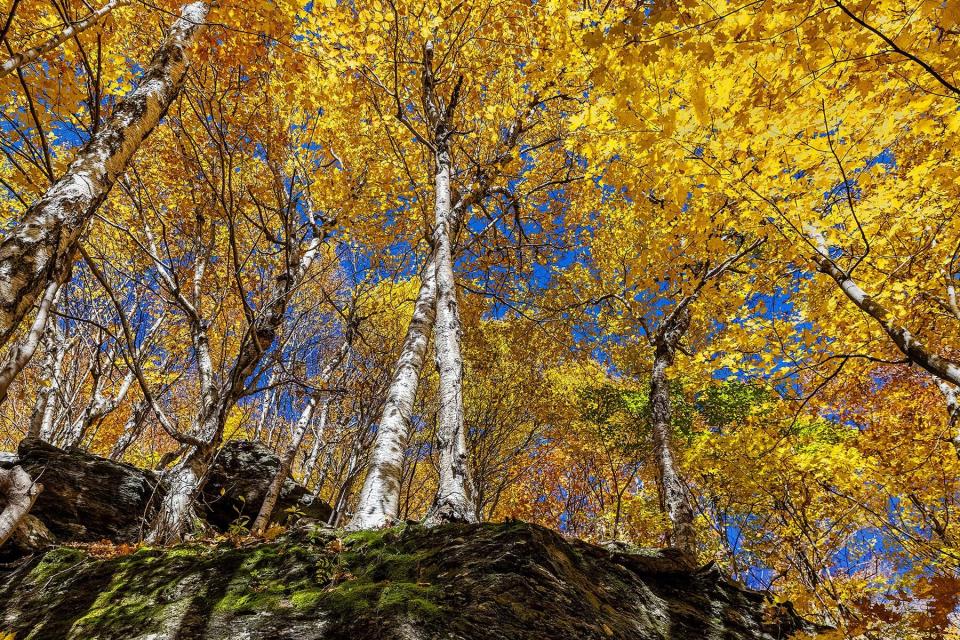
[13,437,162,544]
[0,521,817,640]
[0,439,330,558]
[200,440,332,530]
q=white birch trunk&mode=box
[347,256,438,530]
[300,403,330,487]
[0,279,61,404]
[63,367,135,449]
[29,325,71,440]
[425,144,476,525]
[147,407,221,544]
[0,465,42,548]
[934,379,960,457]
[251,394,318,533]
[808,227,960,387]
[252,371,279,441]
[0,0,129,79]
[0,1,210,351]
[253,335,351,532]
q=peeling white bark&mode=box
[28,324,71,440]
[148,410,220,544]
[0,0,129,79]
[0,1,210,351]
[425,144,476,526]
[0,465,42,548]
[348,256,438,530]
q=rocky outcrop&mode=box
[0,521,818,640]
[12,437,162,544]
[200,440,332,530]
[0,439,330,555]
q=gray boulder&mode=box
[199,440,332,531]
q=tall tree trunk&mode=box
[0,466,42,548]
[0,1,210,351]
[348,255,438,530]
[147,405,222,544]
[650,306,696,555]
[0,0,128,79]
[425,143,476,525]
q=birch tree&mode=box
[337,0,587,529]
[0,1,210,352]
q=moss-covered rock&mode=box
[0,522,817,639]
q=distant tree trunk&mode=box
[63,315,161,448]
[109,399,150,460]
[0,1,210,352]
[253,336,351,533]
[649,305,696,555]
[0,0,128,79]
[62,367,136,449]
[300,405,331,488]
[252,370,279,442]
[348,256,438,530]
[0,466,42,548]
[425,143,476,525]
[28,324,72,440]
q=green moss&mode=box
[164,544,208,559]
[290,588,326,610]
[341,527,393,548]
[213,591,281,614]
[27,546,87,583]
[314,526,448,628]
[378,582,443,619]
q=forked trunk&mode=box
[147,409,221,544]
